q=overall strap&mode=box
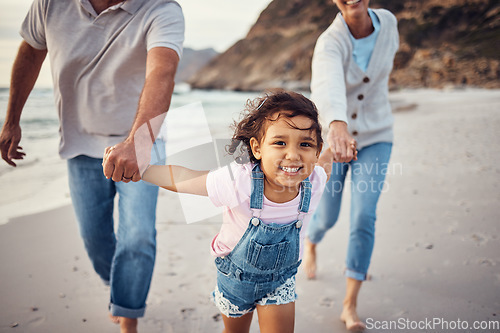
[250,164,264,216]
[297,177,312,221]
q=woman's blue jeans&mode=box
[67,142,163,318]
[306,142,392,281]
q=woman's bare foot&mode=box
[340,305,366,331]
[108,313,120,324]
[303,238,317,279]
[119,317,138,333]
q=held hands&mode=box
[102,118,162,183]
[0,123,25,167]
[102,139,142,183]
[328,121,358,163]
[316,141,354,181]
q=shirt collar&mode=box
[121,0,143,14]
[79,0,142,16]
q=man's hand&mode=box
[102,139,141,183]
[1,41,47,167]
[0,123,25,167]
[328,121,358,163]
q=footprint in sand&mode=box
[27,314,46,326]
[180,307,195,320]
[319,297,334,307]
[470,233,487,246]
[178,283,190,291]
[477,258,496,267]
[394,310,409,317]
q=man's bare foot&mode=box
[303,238,317,279]
[340,306,366,331]
[108,313,120,324]
[119,317,138,333]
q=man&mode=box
[0,0,184,332]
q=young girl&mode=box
[141,90,337,333]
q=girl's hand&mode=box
[317,148,334,181]
[351,141,358,161]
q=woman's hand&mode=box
[327,121,357,163]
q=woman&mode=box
[304,0,399,330]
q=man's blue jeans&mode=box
[306,142,392,281]
[67,142,163,318]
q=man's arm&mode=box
[102,47,179,183]
[0,41,47,166]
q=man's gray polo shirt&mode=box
[21,0,185,159]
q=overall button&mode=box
[296,220,303,228]
[358,94,364,100]
[251,217,260,226]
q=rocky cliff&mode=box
[189,0,500,91]
[175,47,218,83]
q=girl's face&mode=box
[250,113,322,201]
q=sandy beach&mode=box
[1,88,499,332]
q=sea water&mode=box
[0,88,261,224]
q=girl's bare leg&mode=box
[340,278,366,331]
[221,311,254,333]
[256,302,295,333]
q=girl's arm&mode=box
[317,149,334,182]
[142,165,209,196]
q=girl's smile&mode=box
[345,0,362,6]
[279,165,301,174]
[250,112,322,203]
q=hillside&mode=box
[175,47,218,83]
[189,0,500,91]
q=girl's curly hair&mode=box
[227,89,323,163]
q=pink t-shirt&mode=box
[206,162,327,259]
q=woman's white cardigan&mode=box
[311,8,399,149]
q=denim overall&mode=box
[214,164,312,316]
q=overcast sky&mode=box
[0,0,272,88]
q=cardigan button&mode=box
[251,217,260,226]
[352,131,359,136]
[363,77,370,83]
[351,113,357,119]
[358,94,364,100]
